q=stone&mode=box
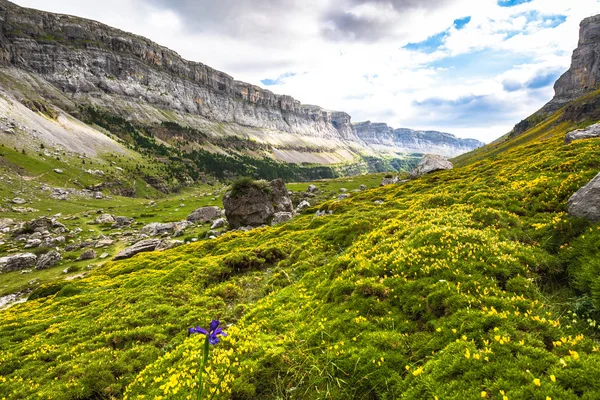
[94,214,115,224]
[359,185,367,191]
[223,179,293,229]
[340,188,348,193]
[338,194,351,200]
[95,239,114,248]
[306,185,319,193]
[114,239,161,260]
[36,251,62,270]
[0,218,14,231]
[374,200,385,205]
[0,253,37,273]
[24,238,42,248]
[141,222,176,236]
[113,216,135,228]
[12,198,26,204]
[53,169,63,174]
[565,123,600,144]
[296,200,311,212]
[210,218,227,230]
[272,212,293,225]
[78,249,97,261]
[94,192,104,199]
[410,155,453,178]
[381,176,399,186]
[568,172,600,221]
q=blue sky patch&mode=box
[404,31,448,53]
[454,16,471,30]
[261,72,296,86]
[430,49,533,78]
[498,0,533,7]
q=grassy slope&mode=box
[1,102,600,399]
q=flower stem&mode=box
[197,336,210,400]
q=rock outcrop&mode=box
[114,239,161,260]
[568,172,600,221]
[187,206,222,224]
[410,155,453,178]
[0,253,37,273]
[545,15,600,112]
[565,123,600,144]
[36,251,62,270]
[223,179,293,229]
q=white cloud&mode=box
[10,0,600,143]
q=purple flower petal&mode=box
[209,320,220,332]
[195,327,208,335]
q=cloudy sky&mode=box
[12,0,600,142]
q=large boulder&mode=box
[141,221,190,237]
[223,179,293,229]
[565,123,600,144]
[36,251,62,270]
[187,206,222,223]
[114,239,161,260]
[94,214,115,225]
[568,172,600,221]
[410,155,453,178]
[78,249,97,261]
[0,253,37,273]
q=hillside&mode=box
[2,6,600,400]
[0,0,482,191]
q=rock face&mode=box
[546,15,600,112]
[187,206,222,224]
[36,251,62,270]
[223,179,293,229]
[568,172,600,221]
[0,253,37,273]
[0,0,483,167]
[410,155,453,178]
[114,239,161,260]
[565,123,600,144]
[354,122,484,158]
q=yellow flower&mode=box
[533,378,541,387]
[550,375,556,383]
[412,367,423,376]
[480,391,487,398]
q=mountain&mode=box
[2,8,600,400]
[354,121,483,158]
[0,0,481,188]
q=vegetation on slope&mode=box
[1,99,600,400]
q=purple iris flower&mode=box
[188,320,228,345]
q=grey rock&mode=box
[565,123,600,144]
[94,192,104,199]
[95,214,115,225]
[359,185,367,191]
[0,218,14,230]
[296,200,311,212]
[113,216,135,228]
[272,212,293,225]
[187,206,222,223]
[78,249,97,261]
[339,188,348,193]
[381,176,399,186]
[223,179,293,229]
[306,185,319,193]
[410,155,453,178]
[12,198,26,205]
[568,172,600,221]
[0,253,37,273]
[338,194,351,200]
[95,239,115,248]
[210,218,227,229]
[114,239,161,260]
[24,239,42,248]
[36,251,62,270]
[140,222,179,236]
[53,169,64,174]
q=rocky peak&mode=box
[545,14,600,112]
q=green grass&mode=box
[2,96,600,399]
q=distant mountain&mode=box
[354,122,484,158]
[0,0,482,189]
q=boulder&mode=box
[187,206,222,223]
[0,253,37,273]
[272,212,293,225]
[78,249,97,261]
[565,123,600,144]
[410,155,453,178]
[210,218,227,230]
[0,218,14,230]
[359,185,367,191]
[95,214,115,225]
[36,251,62,270]
[12,198,26,204]
[381,176,399,186]
[140,222,188,236]
[223,179,293,229]
[95,239,115,248]
[113,216,135,228]
[338,194,351,200]
[296,200,311,212]
[114,239,161,260]
[306,185,319,193]
[568,172,600,221]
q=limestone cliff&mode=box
[354,122,483,158]
[0,0,480,169]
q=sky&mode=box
[11,0,600,142]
